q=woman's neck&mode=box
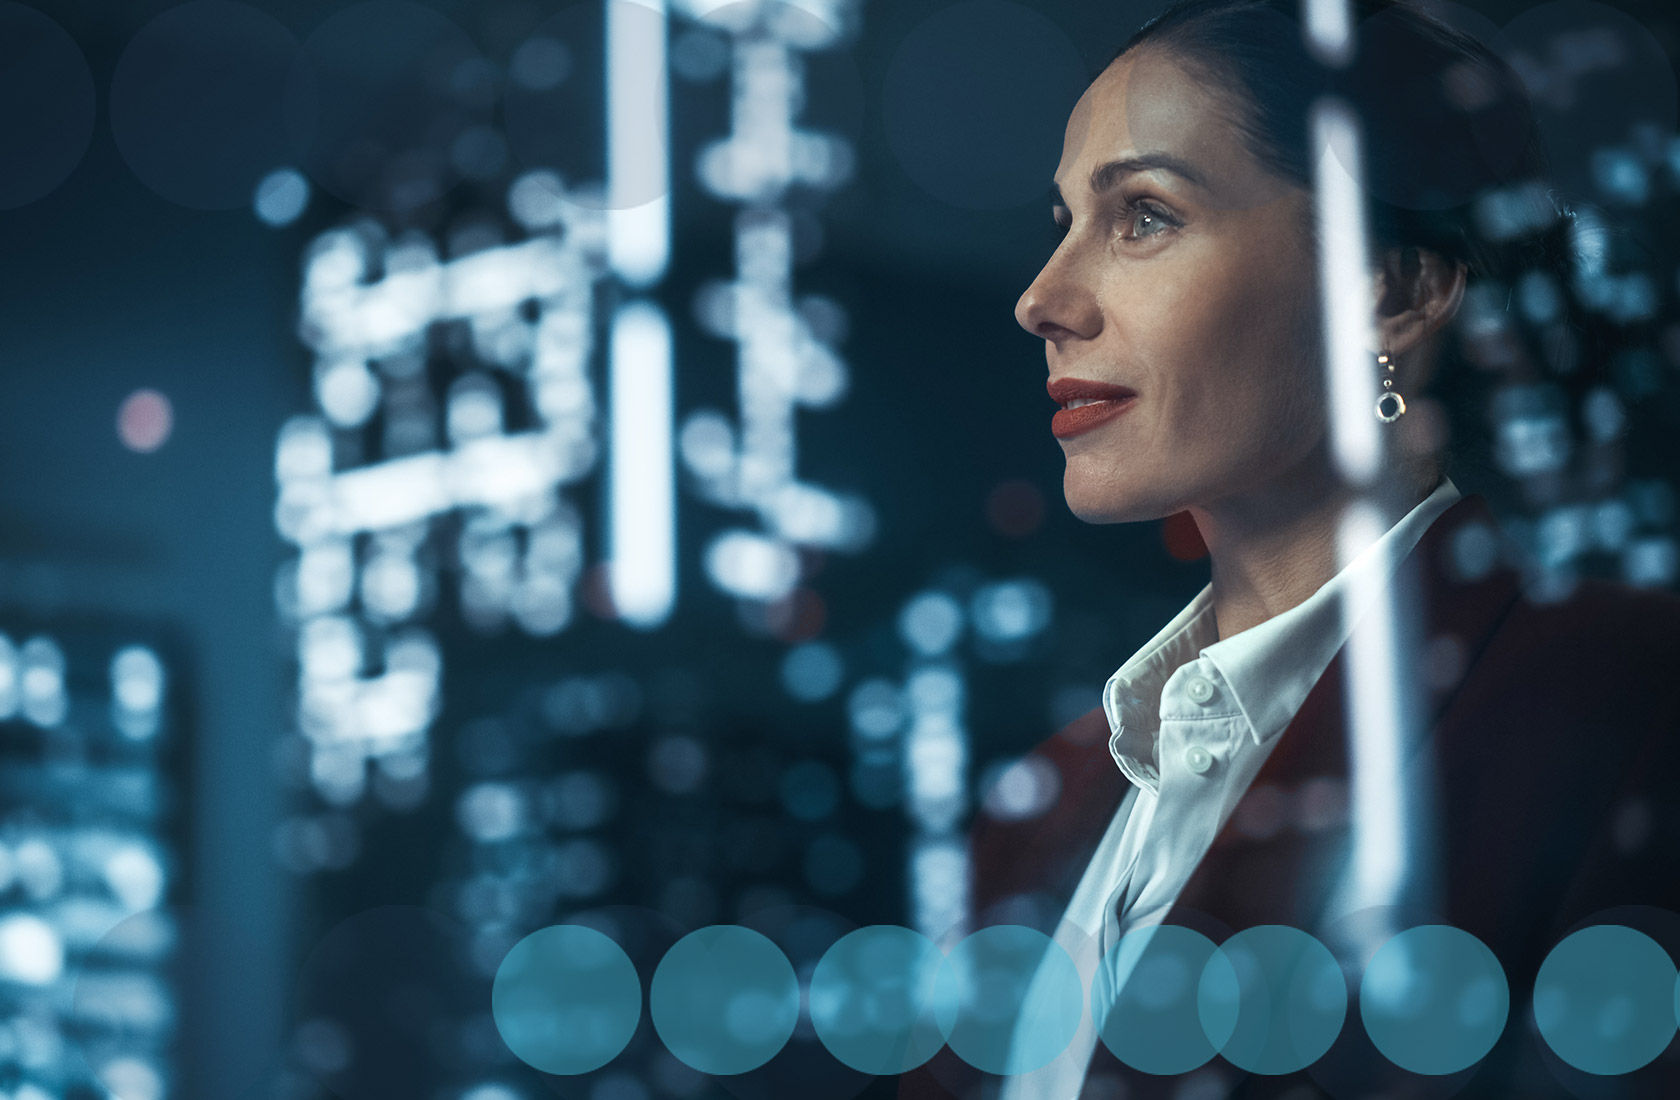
[1189,461,1437,642]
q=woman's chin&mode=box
[1061,478,1170,526]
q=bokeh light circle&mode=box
[0,3,96,209]
[937,924,1082,1075]
[109,1,302,209]
[881,0,1088,210]
[254,167,311,226]
[1532,924,1678,1075]
[118,389,174,453]
[287,0,492,212]
[649,925,800,1075]
[1214,925,1347,1074]
[1359,925,1509,1075]
[491,924,641,1074]
[708,903,871,1100]
[1092,924,1239,1075]
[807,924,951,1073]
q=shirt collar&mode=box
[1103,477,1463,776]
[1101,585,1219,787]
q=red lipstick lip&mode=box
[1051,395,1137,439]
[1047,377,1139,440]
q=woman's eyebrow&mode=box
[1050,153,1210,205]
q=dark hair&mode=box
[1106,0,1621,507]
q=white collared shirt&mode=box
[998,477,1462,1100]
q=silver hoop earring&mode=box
[1375,350,1406,423]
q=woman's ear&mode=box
[1370,245,1467,390]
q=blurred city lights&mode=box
[277,183,608,806]
[0,625,179,1093]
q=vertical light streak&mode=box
[1306,0,1420,928]
[1312,99,1381,488]
[609,302,676,629]
[1336,501,1408,911]
[1304,0,1354,67]
[607,0,670,286]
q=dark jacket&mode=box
[898,493,1680,1099]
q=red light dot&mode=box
[117,389,173,452]
[768,587,826,642]
[986,478,1045,538]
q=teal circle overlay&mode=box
[1360,925,1509,1075]
[491,924,642,1074]
[650,925,800,1075]
[1092,924,1239,1074]
[1216,925,1347,1074]
[808,925,952,1073]
[938,924,1082,1074]
[1533,924,1678,1075]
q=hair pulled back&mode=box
[1111,0,1626,512]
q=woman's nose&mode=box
[1015,259,1099,343]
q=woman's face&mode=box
[1016,49,1331,524]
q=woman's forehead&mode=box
[1056,51,1279,208]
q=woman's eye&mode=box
[1122,200,1177,240]
[1041,202,1176,251]
[1049,202,1175,248]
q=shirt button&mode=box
[1184,745,1214,774]
[1185,675,1216,705]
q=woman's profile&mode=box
[897,0,1680,1097]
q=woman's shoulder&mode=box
[1442,575,1680,834]
[1419,495,1680,712]
[1477,576,1680,692]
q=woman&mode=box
[898,0,1680,1097]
